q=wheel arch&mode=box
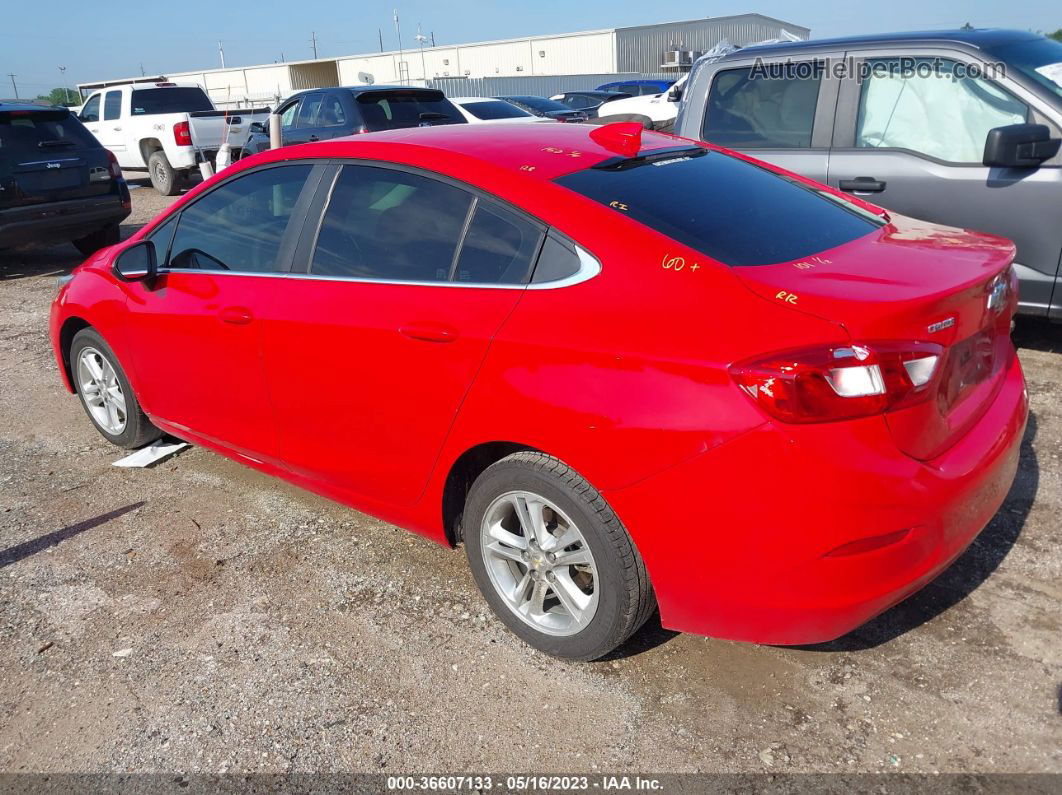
[139,138,164,166]
[58,316,93,391]
[441,441,541,546]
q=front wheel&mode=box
[70,328,162,449]
[464,451,655,660]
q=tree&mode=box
[1048,29,1062,43]
[34,87,79,106]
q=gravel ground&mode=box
[0,176,1060,776]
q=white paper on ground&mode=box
[112,439,189,468]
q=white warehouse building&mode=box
[79,13,808,107]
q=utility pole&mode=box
[218,40,226,68]
[431,32,436,47]
[378,28,384,52]
[7,74,17,99]
[393,9,404,84]
[415,25,428,81]
[139,63,146,76]
[310,31,318,59]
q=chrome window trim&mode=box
[157,242,601,291]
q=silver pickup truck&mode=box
[674,29,1062,321]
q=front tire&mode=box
[70,328,161,449]
[148,151,181,196]
[73,222,122,256]
[464,452,655,661]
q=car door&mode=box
[259,162,544,506]
[96,89,127,155]
[273,97,302,147]
[125,162,324,464]
[311,92,353,139]
[287,91,325,144]
[693,53,843,183]
[78,93,102,141]
[828,48,1062,316]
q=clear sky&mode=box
[3,0,1059,96]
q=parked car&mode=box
[596,74,688,130]
[549,90,632,118]
[674,28,1062,321]
[77,82,270,196]
[495,96,588,122]
[449,96,550,124]
[243,86,465,157]
[1,102,130,255]
[596,79,675,96]
[51,122,1026,661]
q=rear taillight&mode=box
[173,121,192,146]
[729,342,944,423]
[105,149,123,179]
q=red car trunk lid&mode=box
[735,214,1017,460]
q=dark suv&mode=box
[243,86,466,156]
[1,102,131,255]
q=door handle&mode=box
[399,322,458,343]
[112,126,122,131]
[839,177,886,193]
[308,134,319,142]
[219,306,253,325]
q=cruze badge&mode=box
[927,317,955,334]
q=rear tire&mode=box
[69,328,162,449]
[72,222,122,257]
[148,151,181,196]
[463,451,655,661]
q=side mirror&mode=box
[113,240,158,284]
[248,121,266,134]
[983,123,1061,168]
[668,85,683,103]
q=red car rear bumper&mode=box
[605,349,1028,645]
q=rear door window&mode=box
[318,93,348,127]
[130,87,213,115]
[103,91,122,121]
[554,148,884,266]
[703,65,821,148]
[296,92,324,128]
[167,164,313,272]
[311,165,472,281]
[453,200,543,284]
[355,90,460,130]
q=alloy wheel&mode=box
[76,346,127,435]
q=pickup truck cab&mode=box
[674,29,1062,321]
[78,82,270,196]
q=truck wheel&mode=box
[148,151,181,196]
[73,222,122,256]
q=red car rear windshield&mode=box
[554,147,885,266]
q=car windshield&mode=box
[505,96,571,113]
[0,109,98,151]
[987,36,1062,101]
[554,147,886,267]
[130,87,214,115]
[461,100,532,120]
[356,90,461,129]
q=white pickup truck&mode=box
[77,82,270,195]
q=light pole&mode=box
[393,9,404,84]
[414,27,428,81]
[58,65,73,105]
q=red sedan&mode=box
[50,122,1027,660]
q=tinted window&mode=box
[80,95,100,123]
[147,215,178,262]
[130,87,213,115]
[312,165,472,281]
[0,109,98,151]
[356,90,460,130]
[318,94,348,127]
[296,93,324,127]
[856,58,1027,163]
[103,91,122,121]
[499,96,571,114]
[703,66,821,148]
[554,149,884,267]
[989,36,1062,101]
[278,100,299,129]
[565,95,594,109]
[168,165,312,272]
[532,234,582,283]
[454,200,543,284]
[462,100,532,120]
